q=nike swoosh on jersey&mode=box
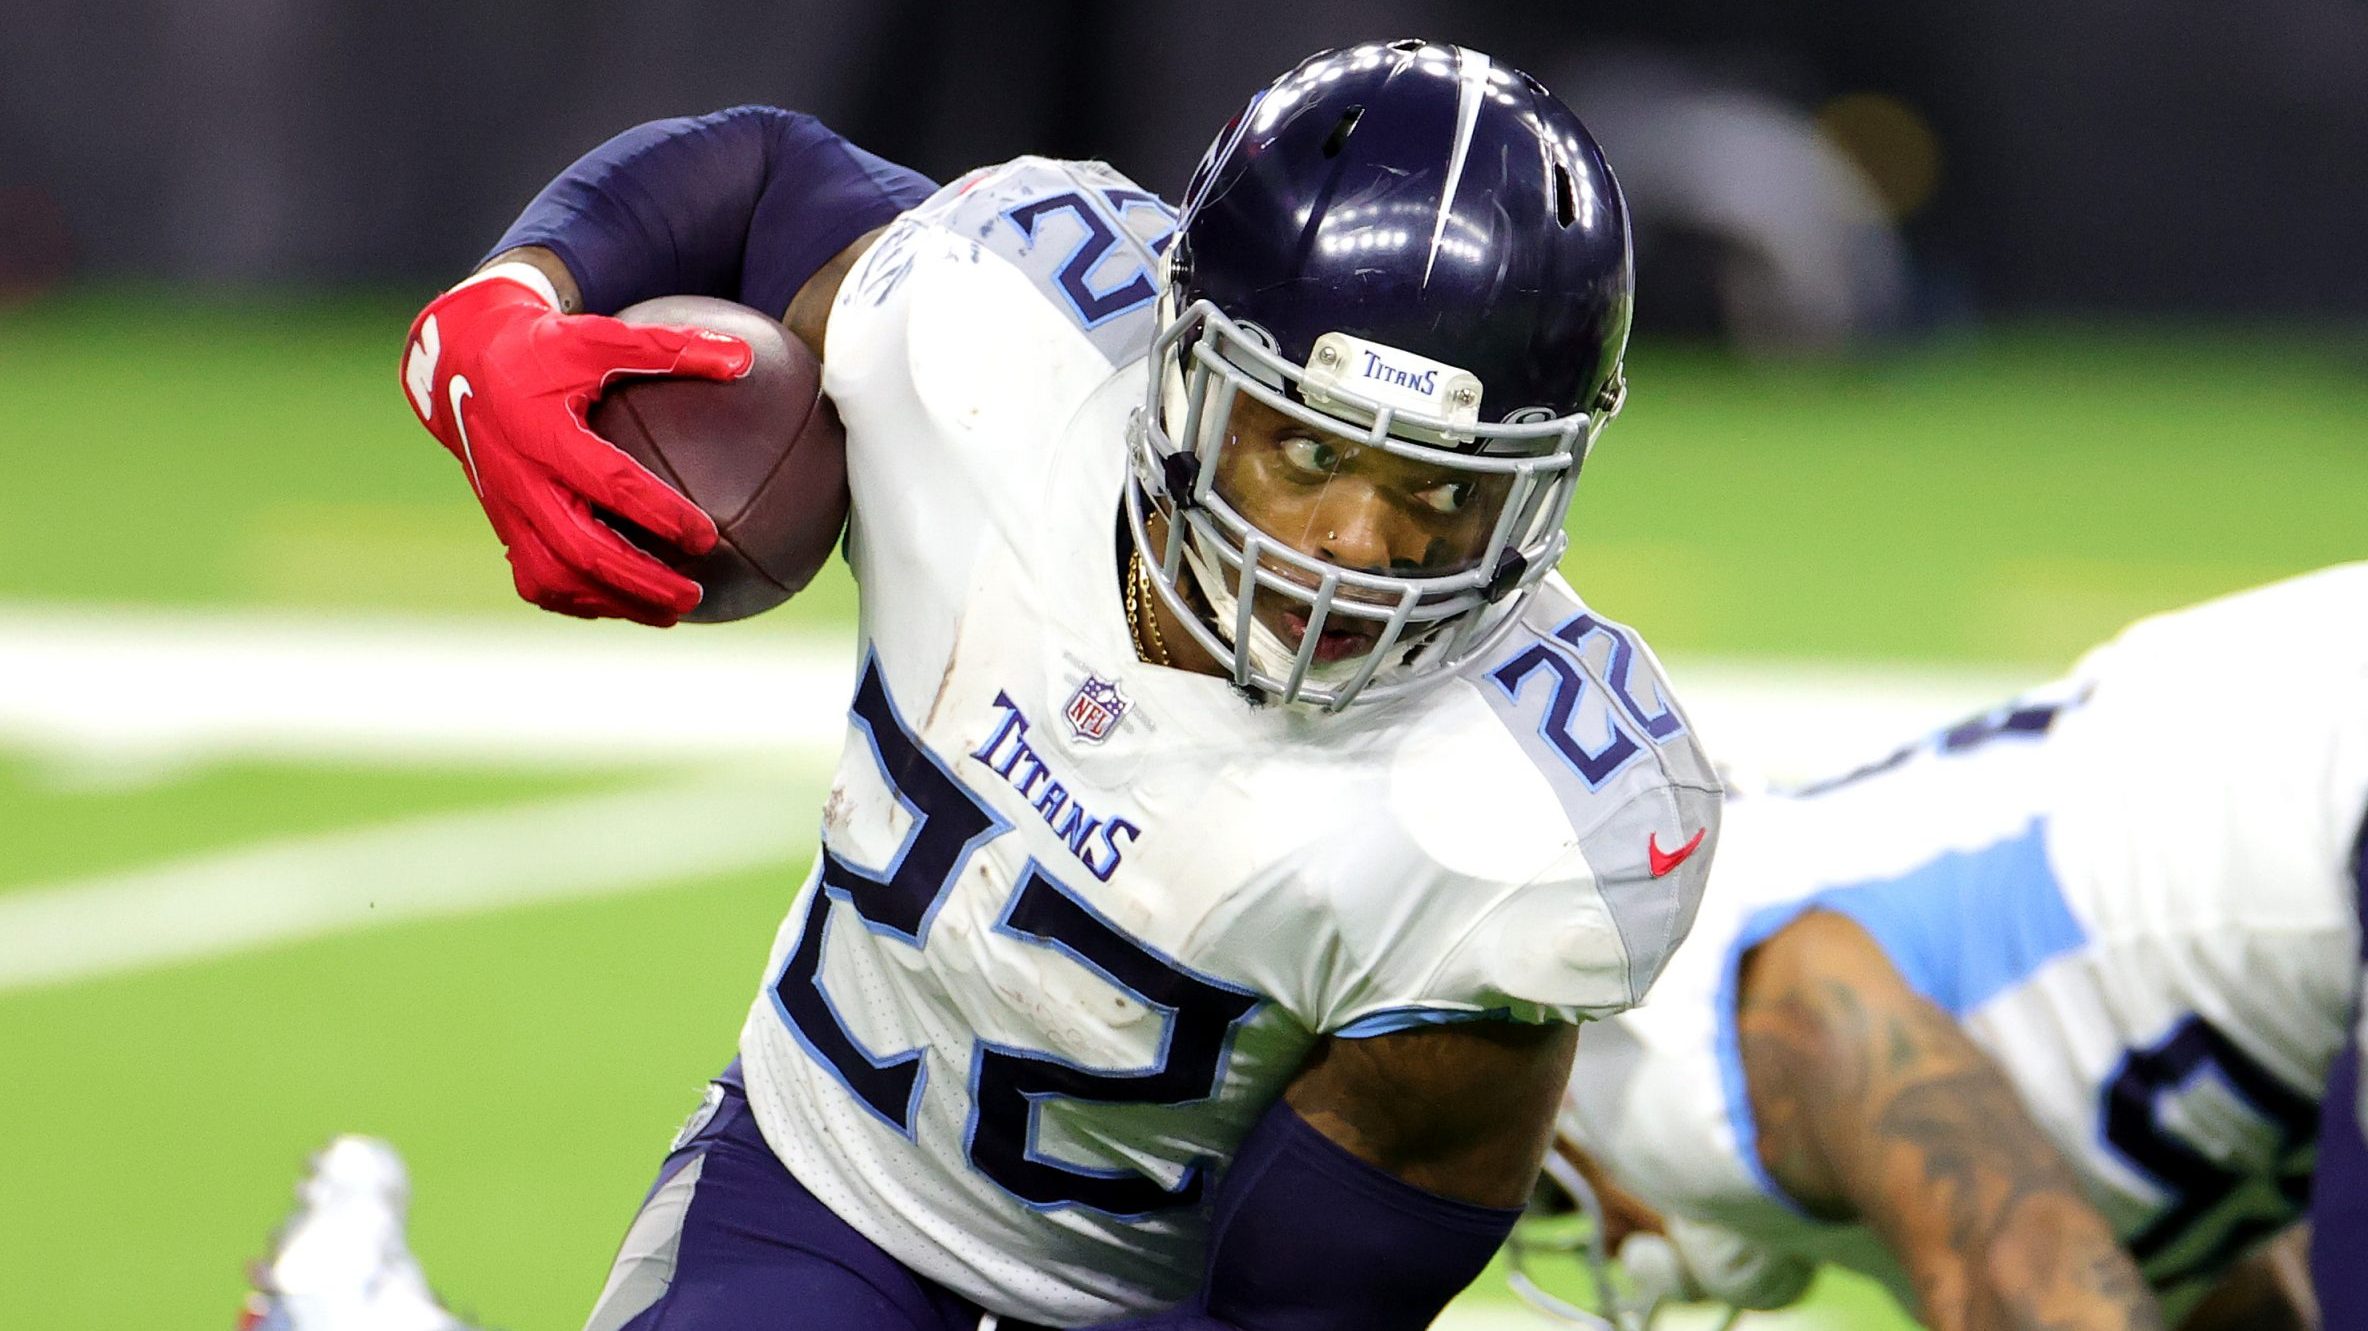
[447,375,483,495]
[1648,827,1707,878]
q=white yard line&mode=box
[0,602,2036,777]
[0,603,854,769]
[1669,656,2041,783]
[0,603,2042,992]
[0,768,811,993]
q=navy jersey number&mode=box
[2100,1014,2316,1288]
[1003,188,1173,330]
[773,660,1009,1130]
[1488,613,1680,789]
[970,867,1260,1215]
[1792,696,2072,797]
[773,657,1257,1212]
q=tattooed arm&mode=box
[1736,910,2164,1331]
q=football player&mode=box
[1529,566,2368,1331]
[361,40,1720,1331]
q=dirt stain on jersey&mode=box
[920,618,968,733]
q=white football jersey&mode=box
[733,158,1723,1325]
[1563,565,2368,1319]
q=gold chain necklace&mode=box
[1125,549,1172,667]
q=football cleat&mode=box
[242,1136,466,1331]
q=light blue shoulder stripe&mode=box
[1334,1005,1513,1039]
[1710,816,2088,1210]
[1808,816,2086,1016]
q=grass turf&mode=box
[0,755,627,890]
[2,295,2360,665]
[0,855,800,1327]
[2,293,2361,1327]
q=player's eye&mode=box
[1413,479,1476,515]
[1279,436,1342,477]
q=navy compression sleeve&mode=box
[2308,815,2368,1320]
[487,105,936,317]
[1094,1102,1523,1331]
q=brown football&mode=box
[589,295,849,623]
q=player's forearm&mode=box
[1844,1024,2164,1330]
[1096,1025,1571,1331]
[472,226,886,366]
[1736,914,2163,1331]
[1935,1196,2162,1331]
[1283,1021,1574,1207]
[1092,1100,1524,1331]
[481,105,932,318]
[1823,1000,2163,1330]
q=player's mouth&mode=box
[1284,609,1381,663]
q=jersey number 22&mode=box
[772,658,1260,1215]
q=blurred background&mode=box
[11,0,2368,327]
[1,3,2362,1328]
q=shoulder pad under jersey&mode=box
[902,157,1177,370]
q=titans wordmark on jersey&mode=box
[1562,565,2368,1322]
[729,158,1721,1325]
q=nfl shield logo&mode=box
[1063,675,1130,743]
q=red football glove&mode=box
[399,266,754,625]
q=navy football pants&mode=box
[583,1073,1042,1331]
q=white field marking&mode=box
[0,602,2039,780]
[1668,656,2042,784]
[0,602,2040,992]
[0,766,813,994]
[0,602,855,770]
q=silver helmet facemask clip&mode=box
[1127,289,1623,710]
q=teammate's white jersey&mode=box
[733,159,1722,1325]
[1563,565,2368,1319]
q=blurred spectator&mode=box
[1547,49,1914,351]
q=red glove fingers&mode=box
[480,476,696,619]
[400,265,756,625]
[537,312,755,550]
[502,536,679,627]
[456,387,707,622]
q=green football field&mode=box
[0,294,2361,1329]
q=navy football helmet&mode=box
[1129,40,1633,708]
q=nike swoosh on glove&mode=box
[399,264,753,625]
